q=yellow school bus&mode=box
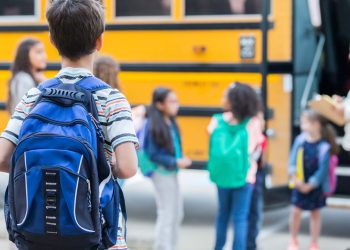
[0,0,349,198]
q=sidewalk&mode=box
[0,209,15,250]
[0,173,15,249]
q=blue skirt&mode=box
[291,187,326,210]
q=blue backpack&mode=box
[5,76,126,250]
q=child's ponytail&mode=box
[321,122,340,155]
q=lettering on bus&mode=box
[0,0,35,16]
[184,81,220,88]
[185,0,262,16]
[115,0,171,17]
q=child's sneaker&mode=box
[287,238,299,250]
[309,242,320,250]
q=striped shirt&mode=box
[1,67,139,166]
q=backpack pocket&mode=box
[12,149,95,236]
[208,122,249,188]
[4,188,14,242]
[101,179,124,247]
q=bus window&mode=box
[115,0,171,17]
[0,0,35,16]
[185,0,261,16]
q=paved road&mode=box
[124,170,350,250]
[0,171,348,250]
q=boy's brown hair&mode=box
[46,0,105,61]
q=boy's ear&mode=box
[96,35,103,52]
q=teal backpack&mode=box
[136,120,157,176]
[208,114,250,188]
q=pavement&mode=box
[0,171,348,250]
[124,170,350,250]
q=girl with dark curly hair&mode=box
[207,82,264,250]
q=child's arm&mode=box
[105,90,139,179]
[288,134,306,188]
[288,135,303,176]
[0,138,15,173]
[113,142,138,179]
[247,117,264,155]
[207,116,217,135]
[145,134,177,170]
[0,88,40,172]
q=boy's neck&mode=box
[61,54,95,73]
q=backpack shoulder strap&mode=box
[318,141,331,161]
[76,77,113,183]
[76,76,111,92]
[37,78,61,91]
[213,113,224,123]
[76,77,128,233]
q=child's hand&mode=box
[332,95,344,103]
[177,157,192,169]
[299,183,314,194]
[294,179,303,188]
[290,176,303,189]
[332,95,345,116]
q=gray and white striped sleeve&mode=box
[104,89,139,150]
[1,88,40,145]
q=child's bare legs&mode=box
[290,206,302,240]
[310,209,321,246]
[288,206,302,250]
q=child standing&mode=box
[288,109,339,250]
[247,111,268,250]
[94,55,121,90]
[207,82,263,250]
[144,87,192,250]
[7,38,47,114]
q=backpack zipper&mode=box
[27,114,92,132]
[16,133,95,165]
[88,113,105,142]
[14,165,90,184]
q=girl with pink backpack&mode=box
[288,109,339,250]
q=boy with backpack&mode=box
[0,0,138,249]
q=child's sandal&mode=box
[287,239,299,250]
[309,242,320,250]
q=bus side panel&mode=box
[267,74,292,186]
[0,71,10,132]
[119,72,261,106]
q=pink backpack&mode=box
[324,154,338,197]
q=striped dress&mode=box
[1,67,138,249]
